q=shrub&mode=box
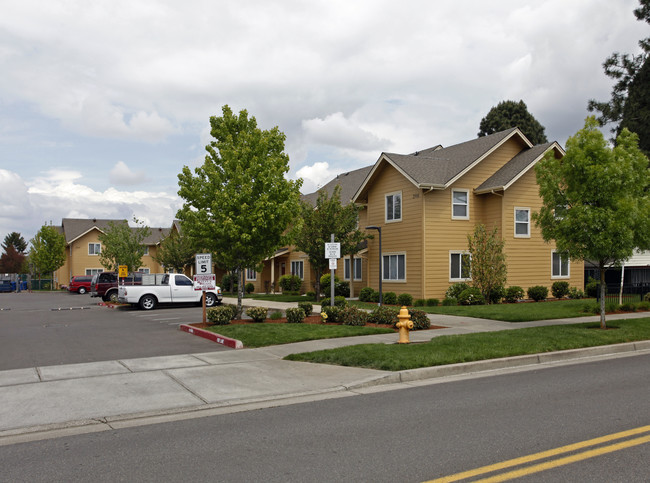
[245,306,268,322]
[320,274,350,297]
[446,282,470,300]
[585,277,599,298]
[221,273,238,294]
[397,293,414,306]
[269,310,283,320]
[368,306,399,326]
[305,291,316,300]
[279,274,302,292]
[527,285,548,302]
[426,298,440,307]
[644,292,650,302]
[504,286,525,303]
[207,306,234,325]
[383,292,397,305]
[370,291,380,303]
[442,297,457,306]
[606,301,620,313]
[485,286,505,304]
[551,281,570,299]
[320,296,347,308]
[584,302,621,314]
[340,306,369,326]
[359,287,375,302]
[414,298,426,307]
[298,301,313,316]
[620,302,636,312]
[458,287,485,305]
[286,307,306,323]
[567,287,585,299]
[245,282,255,294]
[408,309,430,330]
[637,301,650,310]
[321,305,342,323]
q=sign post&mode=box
[325,236,340,307]
[195,254,213,324]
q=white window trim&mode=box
[88,243,101,255]
[449,251,472,282]
[551,250,570,278]
[85,268,103,275]
[381,252,406,282]
[344,257,362,281]
[451,189,470,220]
[142,246,149,256]
[385,191,402,223]
[139,268,150,274]
[246,268,257,281]
[291,260,304,279]
[514,207,531,238]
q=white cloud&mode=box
[109,161,149,186]
[296,162,337,194]
[302,112,390,152]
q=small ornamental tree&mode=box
[30,224,66,288]
[533,117,650,328]
[152,230,195,273]
[467,224,507,304]
[98,218,151,273]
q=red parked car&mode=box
[68,276,92,295]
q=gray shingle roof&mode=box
[302,165,373,207]
[58,218,169,245]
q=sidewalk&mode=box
[1,308,650,444]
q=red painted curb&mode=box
[180,324,243,349]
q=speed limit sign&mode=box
[195,253,212,274]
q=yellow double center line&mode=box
[427,424,650,482]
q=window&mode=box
[452,189,469,219]
[515,208,530,237]
[139,268,150,274]
[291,260,304,279]
[88,243,101,255]
[85,268,103,276]
[142,246,149,256]
[382,253,405,281]
[344,258,362,281]
[450,252,471,281]
[246,268,257,281]
[385,192,402,222]
[552,251,570,278]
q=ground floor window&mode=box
[344,258,362,281]
[291,260,304,279]
[382,253,405,281]
[85,268,103,276]
[450,251,471,281]
[246,268,257,281]
[552,251,570,278]
[139,268,150,274]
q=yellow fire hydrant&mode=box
[320,311,328,323]
[396,306,413,344]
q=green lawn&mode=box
[285,318,650,371]
[349,298,604,322]
[222,293,312,303]
[204,323,393,348]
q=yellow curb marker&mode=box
[427,424,650,483]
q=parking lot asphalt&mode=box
[0,292,228,371]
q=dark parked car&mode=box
[68,276,92,294]
[91,272,142,302]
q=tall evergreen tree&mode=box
[2,232,28,254]
[478,100,548,145]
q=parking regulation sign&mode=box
[195,253,212,275]
[193,274,216,291]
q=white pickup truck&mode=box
[117,273,222,310]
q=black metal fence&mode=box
[596,283,650,303]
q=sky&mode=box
[1,0,648,244]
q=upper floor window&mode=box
[88,243,101,255]
[552,251,570,278]
[142,246,149,256]
[385,192,402,222]
[515,208,530,237]
[452,189,469,219]
[344,258,362,281]
[382,253,405,281]
[291,260,304,279]
[246,268,257,281]
[450,251,471,281]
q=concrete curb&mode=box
[179,324,243,349]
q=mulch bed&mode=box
[189,315,446,331]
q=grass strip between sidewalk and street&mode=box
[204,324,394,348]
[284,318,650,371]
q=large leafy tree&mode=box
[98,218,151,273]
[294,185,368,301]
[478,100,548,145]
[2,232,28,254]
[533,117,650,328]
[588,0,649,150]
[177,105,302,316]
[152,230,195,273]
[30,224,66,287]
[467,224,507,304]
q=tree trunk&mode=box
[599,265,607,329]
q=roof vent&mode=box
[93,218,96,223]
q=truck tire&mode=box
[205,292,217,307]
[139,295,157,310]
[106,290,119,303]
